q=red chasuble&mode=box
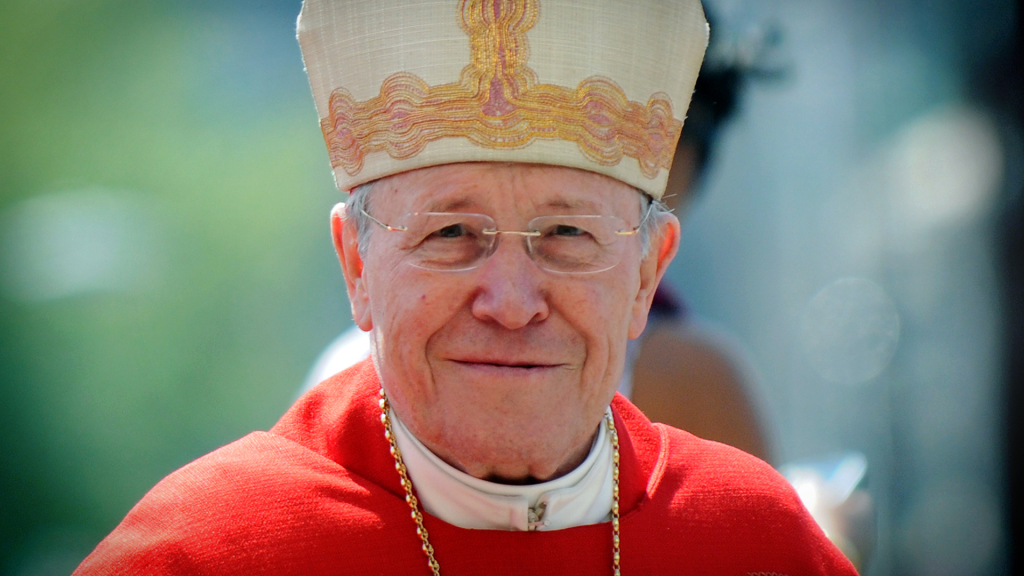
[75,359,858,575]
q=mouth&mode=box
[450,360,563,371]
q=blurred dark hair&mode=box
[680,9,785,181]
[680,66,742,177]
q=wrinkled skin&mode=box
[332,163,679,483]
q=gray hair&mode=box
[636,193,671,259]
[345,181,377,257]
[345,180,670,259]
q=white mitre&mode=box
[297,0,709,200]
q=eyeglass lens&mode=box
[395,212,632,273]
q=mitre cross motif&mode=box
[319,0,683,179]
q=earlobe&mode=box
[628,212,680,339]
[331,203,373,331]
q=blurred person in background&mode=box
[73,0,857,574]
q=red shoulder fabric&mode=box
[75,359,857,575]
[74,360,429,575]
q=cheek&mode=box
[587,273,641,372]
[559,278,636,359]
[369,268,464,357]
[573,273,639,328]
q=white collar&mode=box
[391,409,614,531]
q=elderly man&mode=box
[75,0,857,574]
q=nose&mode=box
[470,235,550,329]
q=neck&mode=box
[389,406,617,532]
[411,422,601,484]
[389,401,606,481]
[483,434,598,484]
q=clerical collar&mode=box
[390,409,614,532]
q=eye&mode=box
[433,223,467,238]
[550,224,585,237]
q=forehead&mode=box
[372,162,641,215]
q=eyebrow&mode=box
[541,198,606,213]
[424,197,478,213]
[423,195,605,213]
[544,198,589,209]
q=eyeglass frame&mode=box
[358,201,655,274]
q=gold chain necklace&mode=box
[379,388,622,576]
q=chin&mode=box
[430,403,598,481]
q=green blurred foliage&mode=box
[0,1,348,572]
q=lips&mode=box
[451,359,561,370]
[446,357,574,377]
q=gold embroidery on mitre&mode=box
[320,0,683,179]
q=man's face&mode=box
[337,163,676,482]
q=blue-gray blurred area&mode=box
[0,0,1020,575]
[673,1,1021,574]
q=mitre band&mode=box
[298,0,708,200]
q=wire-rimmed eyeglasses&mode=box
[361,203,653,274]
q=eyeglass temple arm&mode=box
[361,208,408,232]
[615,202,655,236]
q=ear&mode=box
[628,211,680,339]
[331,203,373,331]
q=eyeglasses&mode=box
[362,203,652,274]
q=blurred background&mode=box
[0,0,1020,574]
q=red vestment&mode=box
[75,360,858,575]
